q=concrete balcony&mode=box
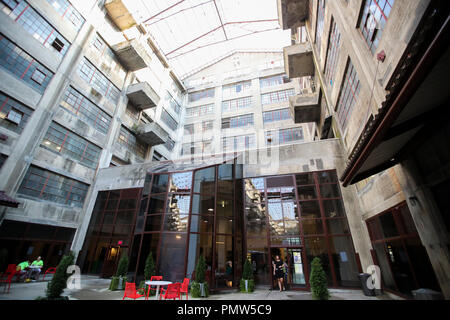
[289,91,320,123]
[112,39,152,71]
[126,82,160,110]
[277,0,309,30]
[136,122,169,146]
[104,0,136,31]
[283,42,315,78]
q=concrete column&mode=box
[394,158,450,299]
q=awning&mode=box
[340,7,450,186]
[0,191,20,208]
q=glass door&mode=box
[271,247,306,289]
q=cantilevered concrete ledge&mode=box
[290,92,320,123]
[112,39,152,71]
[277,0,309,30]
[283,43,315,78]
[136,122,168,146]
[126,81,160,110]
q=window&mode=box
[41,122,102,169]
[222,96,252,112]
[2,0,18,10]
[0,34,54,93]
[117,126,147,159]
[5,108,22,124]
[315,0,326,56]
[0,92,33,133]
[59,86,112,134]
[266,127,304,145]
[359,0,394,53]
[45,0,85,31]
[166,93,181,114]
[261,88,295,105]
[259,74,291,88]
[263,108,291,123]
[188,88,215,102]
[90,34,126,81]
[31,69,46,85]
[335,59,361,130]
[222,80,251,97]
[2,1,71,56]
[161,109,178,132]
[324,18,341,87]
[164,137,175,151]
[222,134,255,152]
[77,58,121,104]
[185,104,214,117]
[18,165,89,207]
[222,114,254,129]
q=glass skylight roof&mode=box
[123,0,291,79]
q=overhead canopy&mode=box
[123,0,291,79]
[340,8,450,186]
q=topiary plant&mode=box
[116,254,129,278]
[46,251,75,300]
[309,257,330,300]
[190,256,209,298]
[240,259,255,292]
[139,253,156,296]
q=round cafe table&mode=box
[144,280,172,300]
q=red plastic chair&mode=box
[159,283,181,300]
[0,271,18,293]
[180,278,190,300]
[1,264,17,277]
[123,282,145,300]
[145,275,163,299]
[42,267,57,281]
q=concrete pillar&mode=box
[394,158,450,299]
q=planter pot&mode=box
[109,276,119,291]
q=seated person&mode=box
[29,256,44,280]
[16,260,30,281]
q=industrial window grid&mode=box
[18,165,89,207]
[359,0,394,53]
[161,108,178,132]
[77,58,121,104]
[181,140,212,156]
[41,122,102,170]
[164,136,175,151]
[324,17,341,87]
[59,86,111,134]
[259,74,291,88]
[262,108,291,123]
[45,0,84,31]
[222,134,255,152]
[188,88,215,102]
[185,104,214,117]
[117,126,146,159]
[90,34,126,80]
[261,88,295,105]
[184,120,214,135]
[1,0,70,56]
[335,59,361,130]
[222,80,252,97]
[265,127,304,145]
[221,96,252,113]
[0,34,53,93]
[222,113,254,129]
[315,0,326,56]
[0,92,33,133]
[166,93,181,114]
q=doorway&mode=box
[270,247,306,290]
[100,246,123,278]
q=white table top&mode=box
[144,280,172,286]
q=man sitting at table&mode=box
[16,260,30,282]
[28,256,44,281]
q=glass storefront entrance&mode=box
[270,247,306,289]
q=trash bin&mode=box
[358,273,376,296]
[411,288,444,300]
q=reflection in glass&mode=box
[163,213,189,232]
[194,167,215,194]
[147,194,165,214]
[216,217,234,234]
[167,194,190,214]
[191,194,215,214]
[297,185,318,200]
[136,233,159,283]
[190,215,214,233]
[246,238,270,286]
[245,201,267,237]
[151,174,169,194]
[317,171,338,184]
[304,237,333,286]
[216,193,233,217]
[326,219,350,234]
[328,236,359,287]
[158,233,187,283]
[320,184,340,198]
[187,233,213,279]
[302,219,324,235]
[169,172,192,192]
[270,237,301,246]
[299,201,321,218]
[322,199,345,218]
[283,220,301,235]
[296,173,314,185]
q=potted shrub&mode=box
[240,259,255,293]
[190,256,209,298]
[109,254,129,291]
[138,253,156,296]
[43,251,75,300]
[309,257,330,300]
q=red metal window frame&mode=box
[324,17,341,87]
[359,0,394,53]
[336,59,361,130]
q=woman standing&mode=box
[273,255,286,292]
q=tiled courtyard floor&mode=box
[0,275,400,300]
